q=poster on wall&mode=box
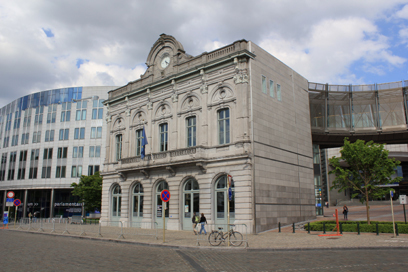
[157,205,162,217]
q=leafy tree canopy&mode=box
[71,172,102,213]
[329,138,401,224]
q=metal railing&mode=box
[11,219,159,241]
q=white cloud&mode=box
[1,0,408,106]
[396,4,408,19]
[260,17,406,84]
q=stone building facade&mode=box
[101,34,315,233]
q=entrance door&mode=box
[155,180,169,229]
[111,185,121,225]
[215,175,235,226]
[131,183,143,225]
[182,178,199,230]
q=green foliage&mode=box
[71,172,102,213]
[83,218,100,224]
[329,138,401,224]
[305,220,408,234]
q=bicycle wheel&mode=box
[208,231,222,246]
[229,231,243,247]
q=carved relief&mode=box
[200,69,208,94]
[132,111,146,126]
[210,86,234,104]
[233,69,249,84]
[154,103,171,120]
[146,89,153,110]
[113,117,125,131]
[180,95,200,112]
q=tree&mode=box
[71,172,102,213]
[329,138,401,224]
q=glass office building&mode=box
[0,86,116,220]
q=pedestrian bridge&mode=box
[309,80,408,148]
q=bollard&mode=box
[308,222,310,234]
[396,223,399,236]
[376,223,379,236]
[278,222,281,233]
[357,222,360,235]
[339,222,342,234]
[292,223,295,233]
[323,222,326,234]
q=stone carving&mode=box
[146,89,153,110]
[172,92,178,103]
[171,79,178,102]
[200,69,208,94]
[180,95,199,112]
[233,69,249,84]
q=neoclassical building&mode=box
[101,34,315,233]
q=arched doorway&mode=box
[182,178,199,230]
[215,175,235,226]
[131,183,143,224]
[111,184,121,222]
[155,180,169,229]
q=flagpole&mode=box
[147,121,154,163]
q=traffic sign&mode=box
[6,198,14,207]
[7,191,14,198]
[14,199,21,206]
[400,195,407,205]
[160,190,170,202]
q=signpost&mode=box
[2,211,9,229]
[400,195,407,224]
[4,191,14,229]
[160,190,170,243]
[391,190,396,238]
[14,199,21,226]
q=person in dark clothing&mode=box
[199,213,207,235]
[343,205,349,220]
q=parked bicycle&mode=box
[208,225,243,246]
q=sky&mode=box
[1,0,408,106]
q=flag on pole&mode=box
[141,126,148,160]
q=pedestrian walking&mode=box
[199,213,207,235]
[28,212,32,222]
[192,212,199,235]
[343,205,349,220]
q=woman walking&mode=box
[343,205,349,220]
[199,213,207,235]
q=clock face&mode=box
[161,56,170,69]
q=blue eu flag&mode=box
[141,126,148,160]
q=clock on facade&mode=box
[161,55,171,69]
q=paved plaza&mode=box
[1,204,408,250]
[2,205,408,271]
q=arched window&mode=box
[215,175,235,223]
[132,183,144,220]
[183,178,199,228]
[112,184,121,217]
[217,109,230,144]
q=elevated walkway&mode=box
[309,80,408,148]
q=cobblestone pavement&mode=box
[1,231,408,272]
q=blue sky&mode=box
[0,0,408,106]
